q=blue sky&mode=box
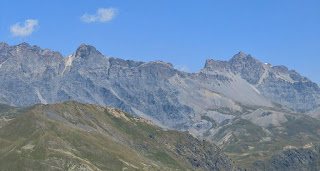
[1,0,319,83]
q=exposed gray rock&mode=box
[203,52,320,113]
[253,146,320,171]
[2,42,320,170]
[0,42,319,130]
[242,109,288,127]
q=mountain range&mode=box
[1,42,320,170]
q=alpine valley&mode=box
[1,42,320,170]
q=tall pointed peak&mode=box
[77,43,96,50]
[238,51,246,56]
[75,43,100,58]
[229,51,261,65]
[230,51,247,60]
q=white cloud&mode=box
[10,19,38,37]
[81,8,118,23]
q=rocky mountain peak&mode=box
[236,51,247,58]
[31,45,42,53]
[16,42,31,49]
[0,42,8,50]
[203,52,262,72]
[204,59,230,71]
[204,59,215,68]
[229,51,258,63]
[228,51,248,61]
[109,57,144,68]
[0,41,319,121]
[147,60,174,68]
[75,43,100,58]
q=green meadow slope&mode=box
[0,101,239,171]
[205,108,320,170]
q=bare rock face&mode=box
[0,43,195,128]
[1,42,320,169]
[203,51,320,113]
[0,42,319,127]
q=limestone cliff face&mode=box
[1,43,319,128]
[203,51,320,113]
[1,42,320,169]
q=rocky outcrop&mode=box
[203,52,320,113]
[253,146,320,171]
[1,42,319,127]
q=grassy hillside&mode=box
[0,101,239,171]
[209,114,320,170]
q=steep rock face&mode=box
[203,52,320,113]
[0,43,194,128]
[1,42,320,169]
[229,52,266,85]
[204,51,266,85]
[258,76,320,113]
[1,42,319,127]
[0,42,65,106]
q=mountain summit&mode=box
[230,51,247,59]
[1,42,320,168]
[75,43,101,58]
[1,42,319,119]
